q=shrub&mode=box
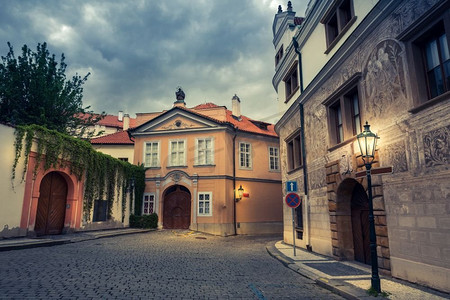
[129,214,158,229]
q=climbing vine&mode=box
[12,124,145,220]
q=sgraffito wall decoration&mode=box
[423,125,450,167]
[363,39,407,119]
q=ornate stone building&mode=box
[273,0,450,292]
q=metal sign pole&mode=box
[292,207,296,256]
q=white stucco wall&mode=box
[0,124,27,237]
[276,0,379,113]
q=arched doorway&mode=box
[163,185,191,229]
[35,172,68,236]
[351,183,371,264]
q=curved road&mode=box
[0,230,342,299]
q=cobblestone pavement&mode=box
[0,230,343,299]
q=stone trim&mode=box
[326,151,391,274]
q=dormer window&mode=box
[275,45,284,66]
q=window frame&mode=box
[323,74,362,148]
[285,130,302,173]
[275,45,284,67]
[168,139,186,167]
[239,142,252,170]
[284,62,299,102]
[195,137,215,166]
[198,192,212,217]
[321,0,356,54]
[144,141,160,168]
[268,146,280,172]
[399,7,450,113]
[142,193,155,215]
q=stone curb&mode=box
[0,228,154,252]
[265,242,380,300]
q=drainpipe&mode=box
[293,37,311,250]
[232,131,238,235]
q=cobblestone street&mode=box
[0,230,342,299]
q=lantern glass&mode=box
[357,122,378,164]
[237,185,244,199]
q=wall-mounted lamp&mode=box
[236,185,244,202]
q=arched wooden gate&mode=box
[35,172,68,236]
[163,185,191,229]
[351,183,371,264]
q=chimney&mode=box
[123,114,130,130]
[232,94,241,118]
[118,110,124,122]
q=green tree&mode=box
[0,42,104,137]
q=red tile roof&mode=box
[192,103,226,110]
[224,110,277,137]
[90,130,134,145]
[78,113,137,129]
[97,115,137,128]
[294,17,304,26]
[178,105,278,137]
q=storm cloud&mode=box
[0,0,307,122]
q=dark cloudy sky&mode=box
[0,0,307,123]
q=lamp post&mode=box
[356,121,381,293]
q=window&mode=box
[118,157,128,162]
[327,86,361,146]
[142,193,155,215]
[169,140,186,166]
[286,132,302,172]
[399,5,450,111]
[239,142,252,169]
[275,45,283,66]
[144,141,160,167]
[422,24,450,99]
[321,0,355,52]
[198,192,212,216]
[284,63,299,101]
[196,138,214,165]
[93,200,109,222]
[269,147,280,171]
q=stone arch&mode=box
[21,152,83,236]
[326,157,391,273]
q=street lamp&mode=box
[356,121,381,293]
[236,185,244,202]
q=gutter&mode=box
[232,130,238,235]
[293,37,311,250]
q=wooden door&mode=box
[35,172,68,236]
[163,186,191,229]
[351,183,371,264]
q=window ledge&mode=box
[324,16,357,55]
[269,169,281,173]
[327,136,357,152]
[167,165,188,169]
[239,167,253,171]
[194,164,216,167]
[409,91,450,114]
[285,85,300,103]
[145,166,161,170]
[287,166,303,175]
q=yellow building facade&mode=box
[130,92,283,236]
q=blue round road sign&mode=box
[285,192,301,208]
